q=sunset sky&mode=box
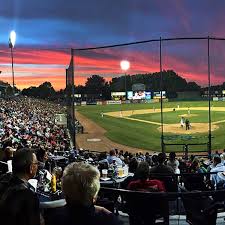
[1,0,225,90]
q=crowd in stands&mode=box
[0,97,70,153]
[1,97,225,224]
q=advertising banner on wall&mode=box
[127,91,146,100]
[153,91,166,99]
[127,91,133,100]
[111,92,126,100]
[106,100,122,105]
[145,92,151,100]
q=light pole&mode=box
[120,60,130,100]
[9,30,16,92]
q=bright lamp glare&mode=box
[9,30,16,47]
[120,60,130,71]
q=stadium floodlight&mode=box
[120,60,130,100]
[120,60,130,71]
[9,30,16,48]
[9,30,16,91]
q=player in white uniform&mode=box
[180,117,185,128]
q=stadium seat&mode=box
[182,173,208,191]
[181,191,218,225]
[149,174,178,192]
[124,191,169,225]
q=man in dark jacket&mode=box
[48,162,122,225]
[150,153,174,175]
[0,148,40,225]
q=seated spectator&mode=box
[128,161,165,192]
[210,155,225,188]
[120,157,138,189]
[0,148,40,225]
[2,146,15,162]
[199,158,208,173]
[0,146,16,174]
[150,154,158,167]
[36,147,49,170]
[220,153,225,165]
[48,162,122,225]
[167,152,180,174]
[137,152,145,161]
[98,152,109,172]
[107,149,123,166]
[124,151,129,158]
[145,152,152,165]
[98,152,108,165]
[150,153,174,174]
[184,158,208,191]
[118,150,124,161]
[189,158,205,173]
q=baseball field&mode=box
[77,101,225,152]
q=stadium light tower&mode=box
[120,60,130,100]
[9,30,16,91]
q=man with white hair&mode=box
[48,162,122,225]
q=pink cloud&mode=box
[1,45,224,90]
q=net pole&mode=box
[160,37,165,153]
[71,48,76,148]
[207,37,212,158]
[66,68,69,129]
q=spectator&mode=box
[145,152,152,165]
[48,162,122,225]
[0,97,70,155]
[189,158,205,173]
[150,153,174,174]
[2,146,15,162]
[183,157,209,191]
[0,146,16,173]
[121,157,138,189]
[98,152,108,165]
[210,155,225,187]
[0,148,40,225]
[128,161,165,192]
[36,147,49,170]
[118,150,124,161]
[151,154,158,167]
[220,153,225,165]
[98,152,109,171]
[107,149,123,166]
[167,152,180,174]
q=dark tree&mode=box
[186,82,201,91]
[37,82,56,98]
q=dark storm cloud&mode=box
[2,0,225,88]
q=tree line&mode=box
[1,70,225,100]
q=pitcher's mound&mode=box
[158,123,219,134]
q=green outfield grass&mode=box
[77,101,225,152]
